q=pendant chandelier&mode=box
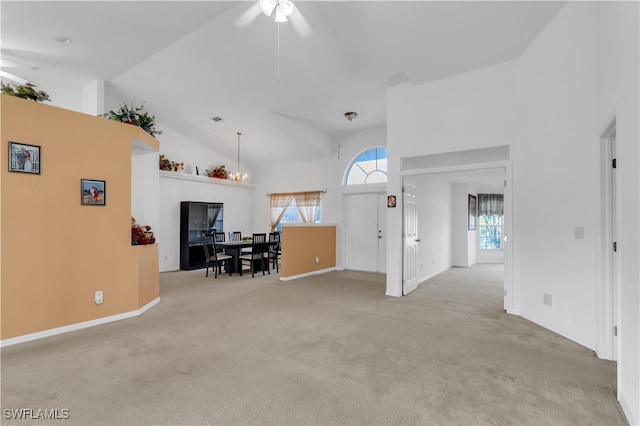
[229,131,248,184]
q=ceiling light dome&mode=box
[344,112,358,122]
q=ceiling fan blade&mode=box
[289,6,313,38]
[234,2,262,28]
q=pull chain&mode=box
[276,22,281,83]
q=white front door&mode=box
[403,179,419,295]
[345,193,387,272]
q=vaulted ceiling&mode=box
[1,1,565,168]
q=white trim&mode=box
[279,267,336,281]
[341,182,387,194]
[0,298,160,348]
[400,161,509,177]
[281,223,337,227]
[619,394,636,426]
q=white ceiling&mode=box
[1,1,565,171]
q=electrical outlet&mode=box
[543,293,552,307]
[315,256,320,264]
[95,291,103,305]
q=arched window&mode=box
[344,146,388,185]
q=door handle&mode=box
[415,239,421,242]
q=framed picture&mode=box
[468,194,477,230]
[8,142,41,174]
[81,179,106,206]
[387,195,397,208]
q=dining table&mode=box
[216,240,253,273]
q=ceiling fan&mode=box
[235,0,313,39]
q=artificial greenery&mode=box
[1,82,51,103]
[102,103,162,137]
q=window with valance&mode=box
[478,194,504,250]
[269,191,322,232]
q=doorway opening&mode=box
[399,148,513,313]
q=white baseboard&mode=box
[279,267,336,281]
[0,298,161,348]
[619,393,638,426]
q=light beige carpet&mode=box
[1,265,627,425]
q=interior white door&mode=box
[345,193,379,272]
[403,179,419,295]
[377,193,387,273]
[611,134,619,360]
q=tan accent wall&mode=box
[136,244,159,307]
[1,95,159,340]
[280,225,336,278]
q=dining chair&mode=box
[229,231,242,242]
[265,231,281,273]
[203,234,233,278]
[214,231,225,253]
[238,233,269,277]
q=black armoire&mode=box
[179,201,223,270]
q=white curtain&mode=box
[269,193,294,232]
[294,191,321,223]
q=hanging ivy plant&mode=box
[1,82,51,103]
[102,103,162,138]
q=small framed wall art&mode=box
[8,142,41,174]
[468,194,477,230]
[81,179,106,206]
[387,195,397,208]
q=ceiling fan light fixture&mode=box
[261,0,294,22]
[274,8,289,23]
[260,0,277,17]
[344,111,358,122]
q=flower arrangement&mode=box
[159,154,183,172]
[102,103,162,137]
[207,165,228,179]
[1,82,51,103]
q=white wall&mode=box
[452,184,475,268]
[251,125,387,270]
[387,60,517,297]
[389,3,639,422]
[414,174,453,283]
[513,0,598,350]
[390,2,599,347]
[157,126,241,179]
[596,2,640,423]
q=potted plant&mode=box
[102,103,162,137]
[1,82,51,103]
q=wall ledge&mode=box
[0,298,160,348]
[160,170,255,188]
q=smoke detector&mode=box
[344,111,358,122]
